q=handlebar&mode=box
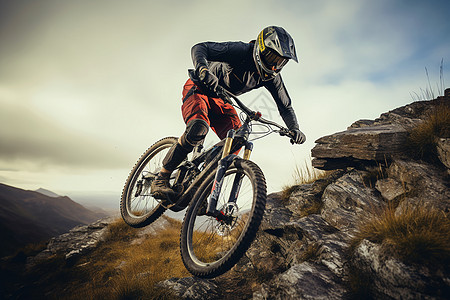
[216,85,296,143]
[188,69,299,144]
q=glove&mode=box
[198,66,219,92]
[291,129,306,144]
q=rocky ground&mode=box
[12,91,449,299]
[158,91,450,299]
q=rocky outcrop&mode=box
[254,262,346,300]
[251,94,449,299]
[157,277,221,300]
[352,239,449,299]
[311,124,408,170]
[27,216,172,267]
[161,92,449,299]
[312,94,449,170]
[27,217,115,266]
[437,138,450,169]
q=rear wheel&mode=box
[180,159,266,278]
[120,137,177,228]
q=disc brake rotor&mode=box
[215,202,239,236]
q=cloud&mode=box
[0,93,128,171]
[0,0,449,195]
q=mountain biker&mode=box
[151,26,306,200]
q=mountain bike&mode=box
[120,82,297,278]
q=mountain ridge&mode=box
[0,183,107,257]
[34,188,61,198]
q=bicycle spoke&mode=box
[121,138,178,227]
[189,168,255,264]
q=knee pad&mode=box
[180,119,209,149]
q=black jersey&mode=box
[191,41,299,131]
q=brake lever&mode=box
[216,86,232,104]
[279,128,296,144]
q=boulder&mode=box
[27,216,171,267]
[386,159,450,212]
[320,170,385,231]
[312,97,450,171]
[253,262,346,300]
[351,240,450,299]
[157,277,220,300]
[437,138,450,169]
[375,178,406,202]
[311,124,408,170]
[27,217,115,266]
[350,96,449,130]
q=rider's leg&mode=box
[209,97,242,154]
[151,119,209,199]
[151,80,210,199]
[208,96,242,139]
[163,119,209,171]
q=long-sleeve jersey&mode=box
[191,41,299,131]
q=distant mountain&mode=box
[0,183,107,257]
[35,189,118,216]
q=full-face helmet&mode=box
[253,26,298,81]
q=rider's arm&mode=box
[264,75,300,131]
[191,42,247,72]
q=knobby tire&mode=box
[180,158,266,278]
[120,137,178,228]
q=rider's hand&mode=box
[291,129,306,144]
[198,67,219,92]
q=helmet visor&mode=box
[261,49,289,72]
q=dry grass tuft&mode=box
[292,160,328,185]
[406,104,450,163]
[3,217,188,299]
[351,204,450,266]
[280,184,300,202]
[298,200,324,218]
[281,159,328,202]
[300,242,321,262]
[105,217,189,299]
[361,163,388,189]
[410,59,446,101]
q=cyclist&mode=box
[151,26,306,200]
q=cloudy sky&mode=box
[1,0,449,209]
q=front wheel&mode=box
[180,158,267,278]
[120,137,177,228]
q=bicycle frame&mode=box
[162,85,293,216]
[163,113,252,213]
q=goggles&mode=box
[261,49,288,72]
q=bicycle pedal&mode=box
[161,202,176,209]
[159,193,180,209]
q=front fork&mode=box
[206,130,253,220]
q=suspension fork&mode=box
[206,130,236,217]
[227,141,253,205]
[206,132,254,219]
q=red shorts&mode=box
[181,79,241,139]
